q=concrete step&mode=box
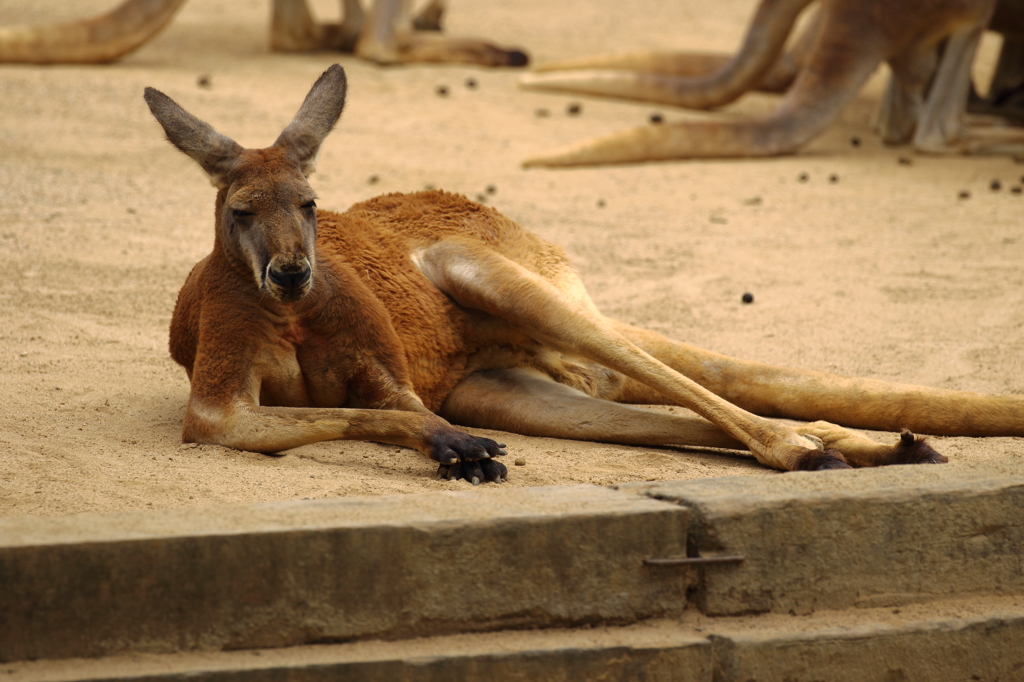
[6,597,1023,682]
[2,459,1022,668]
[623,458,1024,616]
[0,485,691,662]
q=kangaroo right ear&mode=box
[144,87,243,188]
[273,64,348,176]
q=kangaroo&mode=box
[520,0,1024,167]
[146,64,1024,484]
[0,0,527,67]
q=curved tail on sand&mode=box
[520,0,816,110]
[0,0,186,64]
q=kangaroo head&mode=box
[145,65,347,303]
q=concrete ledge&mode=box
[0,486,689,662]
[5,461,1022,668]
[7,598,1021,682]
[710,596,1024,682]
[623,460,1024,616]
[3,623,710,682]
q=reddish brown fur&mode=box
[148,65,1024,482]
[313,191,576,409]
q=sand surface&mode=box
[2,0,1023,518]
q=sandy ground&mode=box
[2,0,1023,518]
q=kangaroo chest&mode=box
[256,316,355,408]
[254,299,472,412]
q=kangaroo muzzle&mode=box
[266,257,312,301]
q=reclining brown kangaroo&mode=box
[146,65,1024,483]
[520,0,1024,167]
[0,0,527,67]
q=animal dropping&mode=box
[145,64,1024,485]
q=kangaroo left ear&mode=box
[144,87,243,188]
[274,64,348,176]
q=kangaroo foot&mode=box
[887,430,948,464]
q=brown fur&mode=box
[520,0,1024,166]
[148,65,1024,483]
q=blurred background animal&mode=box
[521,0,1024,166]
[0,0,527,67]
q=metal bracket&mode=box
[643,555,745,567]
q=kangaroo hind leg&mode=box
[355,0,527,66]
[441,367,746,450]
[440,367,751,479]
[417,238,842,472]
[609,322,948,466]
[442,367,946,471]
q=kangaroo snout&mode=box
[266,257,312,300]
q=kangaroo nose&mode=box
[268,262,312,297]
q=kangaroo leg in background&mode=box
[914,24,987,152]
[355,0,527,66]
[526,10,820,97]
[911,8,1024,154]
[271,0,365,52]
[521,27,883,166]
[877,45,941,145]
[521,0,817,109]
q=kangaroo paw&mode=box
[436,458,508,484]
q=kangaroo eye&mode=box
[232,209,253,219]
[301,200,316,210]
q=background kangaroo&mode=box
[146,64,1024,483]
[520,0,1024,166]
